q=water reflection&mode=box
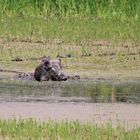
[0,79,140,103]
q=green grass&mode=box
[0,0,140,18]
[0,16,140,43]
[0,119,139,140]
[0,0,140,43]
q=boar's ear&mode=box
[58,58,62,68]
[58,58,61,61]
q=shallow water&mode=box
[0,79,140,103]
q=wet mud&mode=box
[0,102,139,128]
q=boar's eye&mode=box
[44,61,50,65]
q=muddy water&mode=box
[0,79,140,103]
[0,79,140,127]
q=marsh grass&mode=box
[0,119,139,140]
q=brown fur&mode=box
[34,56,67,82]
[34,57,52,81]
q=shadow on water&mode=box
[0,79,140,103]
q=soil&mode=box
[0,102,139,128]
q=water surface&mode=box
[0,79,140,103]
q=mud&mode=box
[0,102,139,128]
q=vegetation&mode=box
[0,16,140,43]
[0,0,140,18]
[0,0,140,42]
[0,119,139,140]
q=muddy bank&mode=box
[0,102,139,128]
[0,38,140,80]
